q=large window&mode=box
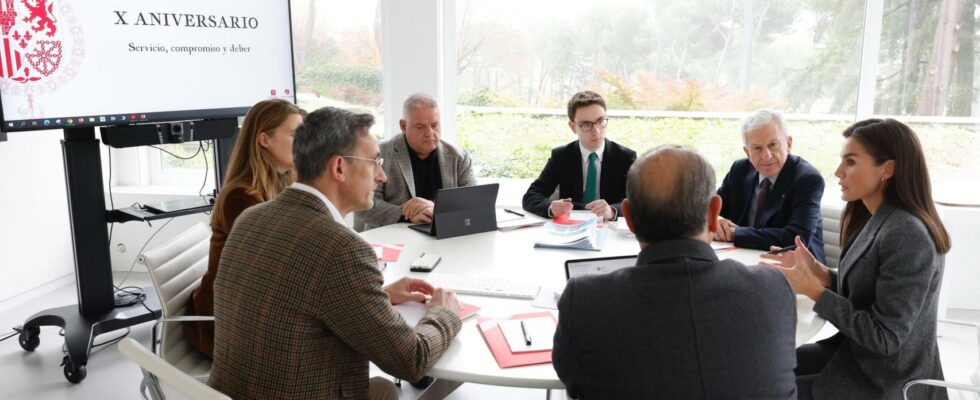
[456,0,862,114]
[454,0,979,203]
[874,1,980,201]
[291,0,385,137]
[455,0,865,187]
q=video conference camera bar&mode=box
[100,118,237,149]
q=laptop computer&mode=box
[142,196,213,214]
[408,183,499,239]
[564,255,638,280]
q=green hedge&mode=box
[298,64,382,106]
[457,112,980,190]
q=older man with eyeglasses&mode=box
[522,90,637,220]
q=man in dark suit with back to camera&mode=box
[553,145,798,400]
[714,109,826,263]
[209,107,462,400]
[522,90,637,220]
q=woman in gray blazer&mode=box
[762,118,951,399]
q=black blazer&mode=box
[522,139,636,219]
[804,203,946,399]
[717,154,826,263]
[553,239,798,400]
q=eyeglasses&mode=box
[576,117,609,132]
[341,155,384,172]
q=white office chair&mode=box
[118,338,230,400]
[904,320,980,400]
[820,204,842,269]
[140,222,213,383]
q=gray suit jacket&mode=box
[553,239,798,400]
[809,203,946,399]
[354,133,476,231]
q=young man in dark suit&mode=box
[522,90,637,220]
[553,146,798,399]
[714,109,826,263]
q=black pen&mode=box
[766,244,797,255]
[520,320,532,345]
[504,208,525,217]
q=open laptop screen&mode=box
[564,255,638,280]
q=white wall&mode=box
[105,191,210,275]
[0,130,212,305]
[381,0,456,142]
[0,130,75,303]
[938,204,980,311]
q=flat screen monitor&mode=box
[0,0,295,132]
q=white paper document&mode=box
[499,317,556,353]
[534,217,607,251]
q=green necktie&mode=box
[584,152,598,203]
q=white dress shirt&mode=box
[291,182,348,227]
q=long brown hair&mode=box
[212,99,305,228]
[839,119,950,253]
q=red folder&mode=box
[552,214,582,225]
[457,302,481,320]
[477,311,556,368]
[371,243,404,262]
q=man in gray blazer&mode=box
[354,93,476,231]
[553,145,798,399]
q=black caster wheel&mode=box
[62,357,87,384]
[18,327,40,351]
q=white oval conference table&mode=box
[360,210,826,399]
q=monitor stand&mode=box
[17,127,161,383]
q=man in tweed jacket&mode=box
[354,93,476,231]
[209,107,463,400]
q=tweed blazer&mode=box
[209,188,462,400]
[354,133,476,231]
[808,203,946,399]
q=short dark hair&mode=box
[293,107,374,182]
[567,90,606,121]
[626,145,716,243]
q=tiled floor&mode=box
[0,272,977,399]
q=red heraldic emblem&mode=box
[1,0,62,83]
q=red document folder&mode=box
[371,243,404,262]
[551,214,582,225]
[477,311,557,368]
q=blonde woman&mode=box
[185,99,305,357]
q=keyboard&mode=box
[425,273,539,299]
